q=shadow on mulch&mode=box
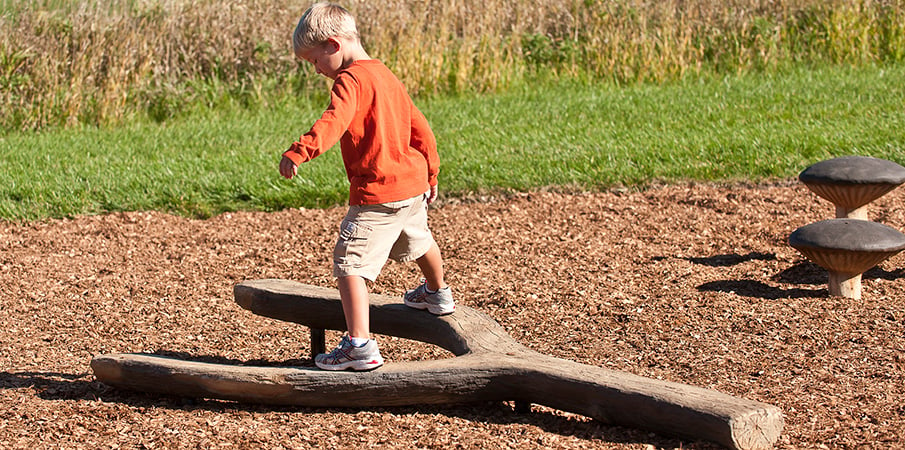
[0,371,100,401]
[697,279,822,299]
[0,362,719,450]
[683,251,777,267]
[684,254,905,299]
[773,261,905,284]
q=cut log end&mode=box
[730,406,785,450]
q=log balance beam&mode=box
[91,279,783,450]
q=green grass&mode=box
[440,64,905,190]
[1,63,903,221]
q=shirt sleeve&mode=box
[410,105,440,186]
[282,74,360,166]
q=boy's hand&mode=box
[279,156,298,179]
[427,184,438,204]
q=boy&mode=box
[279,2,454,371]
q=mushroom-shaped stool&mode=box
[799,156,905,219]
[789,219,905,299]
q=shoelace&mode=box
[324,340,354,363]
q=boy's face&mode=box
[298,39,344,80]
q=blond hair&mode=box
[293,3,359,54]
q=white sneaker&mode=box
[315,335,384,371]
[403,282,455,315]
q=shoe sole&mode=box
[316,358,384,371]
[404,299,455,316]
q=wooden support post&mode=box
[310,328,326,360]
[828,271,861,300]
[91,279,783,450]
[836,205,868,220]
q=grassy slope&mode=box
[1,64,902,221]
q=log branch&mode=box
[91,279,783,450]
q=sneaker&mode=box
[403,281,455,315]
[315,335,384,371]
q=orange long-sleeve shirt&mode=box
[282,59,439,205]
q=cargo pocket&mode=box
[335,218,374,273]
[340,219,372,242]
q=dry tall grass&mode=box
[1,0,903,131]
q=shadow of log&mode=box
[147,350,316,368]
[91,279,783,450]
[1,369,723,447]
[0,371,100,401]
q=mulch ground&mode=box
[1,181,904,449]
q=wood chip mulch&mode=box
[2,181,904,449]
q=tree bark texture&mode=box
[91,279,783,450]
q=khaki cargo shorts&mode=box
[333,192,435,281]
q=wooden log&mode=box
[91,279,783,450]
[231,280,519,356]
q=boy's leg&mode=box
[337,275,370,339]
[415,241,447,291]
[405,241,455,315]
[315,275,384,371]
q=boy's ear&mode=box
[325,37,342,53]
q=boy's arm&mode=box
[410,106,439,187]
[280,76,359,177]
